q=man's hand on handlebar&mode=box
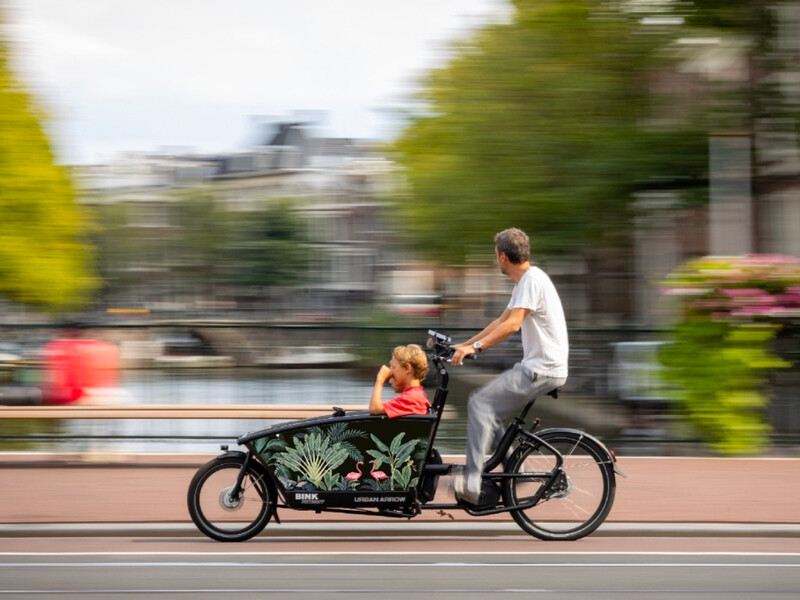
[451,344,477,366]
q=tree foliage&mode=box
[91,194,311,302]
[0,14,96,310]
[170,189,234,295]
[392,0,709,261]
[232,199,311,288]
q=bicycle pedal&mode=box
[459,481,501,510]
[479,480,501,507]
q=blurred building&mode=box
[632,5,800,327]
[76,121,400,318]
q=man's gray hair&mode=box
[494,228,530,264]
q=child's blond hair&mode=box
[392,344,428,381]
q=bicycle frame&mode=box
[419,394,568,516]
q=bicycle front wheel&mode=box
[503,430,615,541]
[188,455,275,542]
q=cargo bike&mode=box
[188,330,623,542]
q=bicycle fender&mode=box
[213,449,277,485]
[217,449,247,461]
[534,427,627,478]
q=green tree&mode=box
[0,12,96,310]
[392,0,708,261]
[232,200,310,288]
[169,189,234,297]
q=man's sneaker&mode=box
[451,468,481,505]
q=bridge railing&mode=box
[0,404,364,420]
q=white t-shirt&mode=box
[506,266,569,378]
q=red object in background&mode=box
[43,339,119,405]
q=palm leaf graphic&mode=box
[366,449,386,470]
[370,434,390,454]
[396,464,412,489]
[308,424,366,462]
[390,432,405,455]
[364,433,427,491]
[395,439,419,465]
[255,436,288,466]
[322,470,344,491]
[278,432,349,488]
[322,422,367,443]
[337,440,364,462]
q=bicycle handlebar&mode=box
[426,329,476,362]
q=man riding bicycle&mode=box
[450,227,569,505]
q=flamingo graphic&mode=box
[369,460,388,481]
[344,462,363,482]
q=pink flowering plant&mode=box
[659,255,800,455]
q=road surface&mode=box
[2,533,799,600]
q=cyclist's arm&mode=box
[452,308,529,366]
[478,308,528,350]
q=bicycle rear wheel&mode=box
[188,455,275,542]
[502,430,615,541]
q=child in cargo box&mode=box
[368,344,430,417]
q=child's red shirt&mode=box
[382,385,430,418]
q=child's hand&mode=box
[377,365,393,384]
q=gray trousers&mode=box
[464,363,566,493]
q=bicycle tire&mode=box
[502,430,615,541]
[188,455,275,542]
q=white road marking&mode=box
[0,561,798,568]
[1,550,800,557]
[0,589,553,595]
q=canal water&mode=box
[6,367,594,455]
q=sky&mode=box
[3,0,507,164]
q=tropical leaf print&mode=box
[370,434,390,455]
[255,436,287,460]
[255,423,429,493]
[390,432,406,455]
[255,436,292,478]
[330,440,362,463]
[322,470,344,491]
[278,432,349,489]
[366,433,427,491]
[366,448,386,470]
[395,464,413,490]
[364,478,392,491]
[309,423,366,463]
[334,477,359,491]
[311,422,367,443]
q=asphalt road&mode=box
[2,534,799,600]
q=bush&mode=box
[660,255,800,455]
